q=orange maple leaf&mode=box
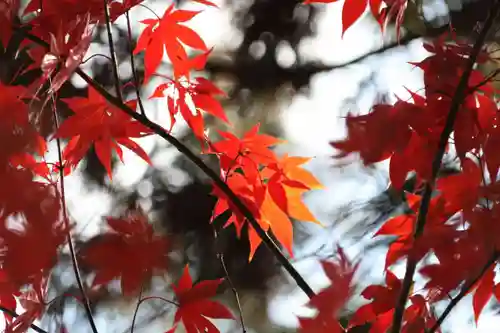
[264,154,323,222]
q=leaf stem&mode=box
[131,294,179,333]
[390,3,500,333]
[130,284,144,333]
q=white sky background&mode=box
[13,0,500,332]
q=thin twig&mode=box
[138,4,161,20]
[120,307,171,333]
[51,94,100,333]
[0,306,48,333]
[103,0,123,102]
[212,227,247,333]
[125,10,146,115]
[140,296,179,307]
[390,3,500,333]
[428,253,500,333]
[467,68,500,92]
[17,28,317,299]
[81,53,113,65]
[130,285,145,333]
[129,295,179,332]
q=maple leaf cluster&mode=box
[0,0,325,331]
[0,82,64,331]
[326,29,500,332]
[299,248,357,333]
[0,0,499,332]
[209,125,323,260]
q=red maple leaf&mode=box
[22,0,106,54]
[5,277,47,333]
[0,83,46,165]
[211,171,261,239]
[330,104,412,168]
[109,0,145,21]
[0,269,20,326]
[302,0,383,37]
[376,0,408,40]
[299,248,356,333]
[375,193,457,269]
[134,4,208,82]
[402,295,440,333]
[210,172,299,262]
[37,13,95,95]
[55,87,153,177]
[211,124,281,182]
[0,0,20,48]
[389,131,440,190]
[150,76,228,143]
[168,265,234,333]
[471,265,495,323]
[436,157,482,213]
[341,0,369,37]
[419,230,490,302]
[191,0,219,7]
[80,211,169,295]
[349,270,402,332]
[0,169,65,288]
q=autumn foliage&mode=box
[0,0,500,332]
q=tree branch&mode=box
[390,2,500,332]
